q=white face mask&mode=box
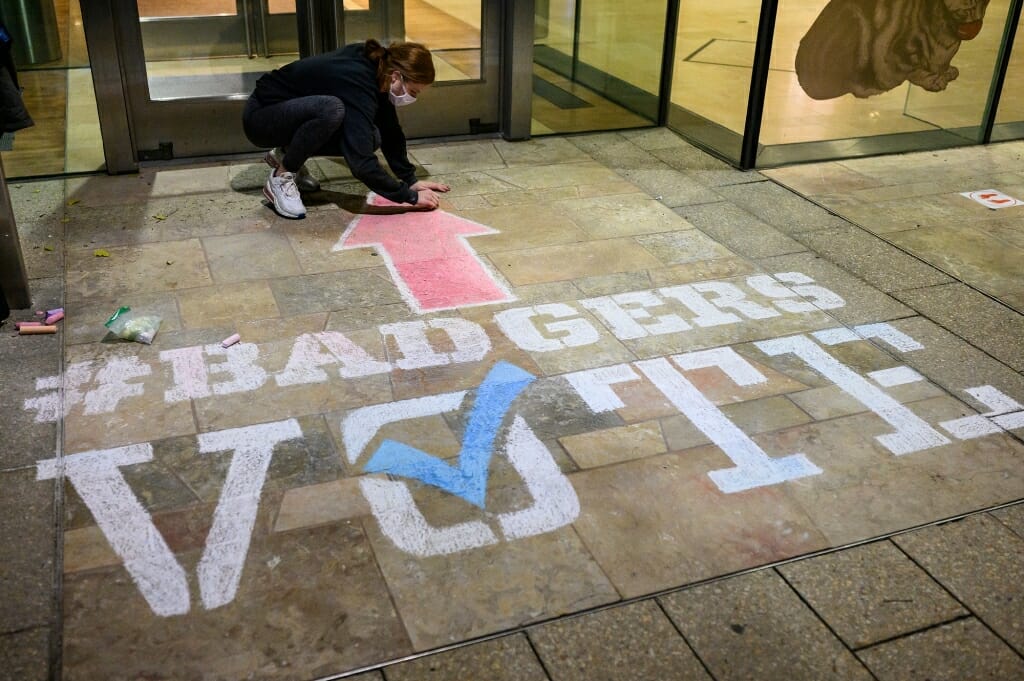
[389,73,417,107]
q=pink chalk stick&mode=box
[220,333,241,348]
[15,321,43,329]
[45,311,64,324]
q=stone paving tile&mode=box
[568,133,668,171]
[63,194,275,248]
[0,469,55,634]
[552,192,688,240]
[148,164,233,197]
[857,618,1024,681]
[364,517,618,651]
[0,348,60,469]
[202,231,302,283]
[61,521,413,681]
[16,218,64,280]
[273,477,371,532]
[991,503,1024,540]
[383,633,548,681]
[485,161,622,191]
[621,127,693,151]
[888,224,1024,298]
[660,569,873,681]
[661,395,813,452]
[529,600,711,681]
[873,317,1024,424]
[893,514,1024,654]
[713,180,852,234]
[456,204,589,253]
[894,284,1024,373]
[63,290,183,346]
[650,146,763,187]
[768,396,1024,546]
[490,238,664,286]
[618,168,723,207]
[755,251,913,326]
[778,541,967,648]
[794,224,953,293]
[176,280,282,328]
[647,257,761,287]
[414,170,517,198]
[573,271,653,297]
[570,448,828,598]
[764,162,884,196]
[481,185,580,206]
[0,627,49,681]
[269,268,404,315]
[64,238,213,303]
[675,202,807,259]
[9,178,66,224]
[64,173,155,208]
[559,420,666,468]
[493,136,592,166]
[409,141,507,174]
[634,229,735,266]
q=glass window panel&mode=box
[667,0,761,162]
[402,0,481,80]
[532,0,665,135]
[137,0,238,18]
[759,0,1012,165]
[1,0,104,176]
[993,11,1024,140]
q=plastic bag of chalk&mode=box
[104,306,162,344]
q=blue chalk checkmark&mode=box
[363,361,535,508]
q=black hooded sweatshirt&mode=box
[253,42,419,205]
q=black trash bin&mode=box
[0,0,61,66]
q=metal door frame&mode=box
[82,0,532,170]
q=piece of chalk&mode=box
[15,321,43,329]
[221,333,241,348]
[35,311,45,317]
[45,311,64,324]
[46,307,63,316]
[20,325,57,335]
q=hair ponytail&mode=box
[364,38,435,91]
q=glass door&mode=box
[110,0,499,160]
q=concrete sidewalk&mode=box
[2,131,1022,681]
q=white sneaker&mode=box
[265,148,320,192]
[263,169,306,219]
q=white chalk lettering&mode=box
[756,334,949,455]
[494,303,600,352]
[37,445,190,617]
[381,319,491,369]
[23,361,94,422]
[161,346,211,402]
[580,291,691,340]
[276,332,390,386]
[659,284,741,327]
[637,353,821,493]
[196,419,303,609]
[83,356,151,415]
[690,281,781,320]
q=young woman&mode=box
[242,38,450,219]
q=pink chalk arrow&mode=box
[333,193,515,313]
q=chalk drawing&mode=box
[333,193,515,313]
[564,349,822,493]
[342,363,578,556]
[196,419,303,609]
[380,318,492,370]
[22,273,846,422]
[581,291,692,340]
[38,420,302,616]
[495,303,601,351]
[636,352,822,493]
[276,332,391,386]
[37,445,191,616]
[364,362,534,507]
[940,386,1024,439]
[756,334,950,455]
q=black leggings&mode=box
[242,95,346,173]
